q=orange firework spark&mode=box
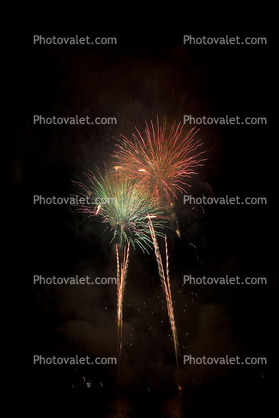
[148,216,179,368]
[113,116,206,203]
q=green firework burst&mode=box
[74,168,167,253]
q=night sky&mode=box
[10,31,272,415]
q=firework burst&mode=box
[73,169,166,252]
[112,116,206,204]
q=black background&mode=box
[10,30,272,415]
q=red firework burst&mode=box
[112,117,206,203]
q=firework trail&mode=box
[148,216,179,369]
[116,242,130,364]
[113,116,206,204]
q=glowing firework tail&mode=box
[112,116,206,203]
[116,242,130,362]
[148,217,179,368]
[164,236,179,367]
